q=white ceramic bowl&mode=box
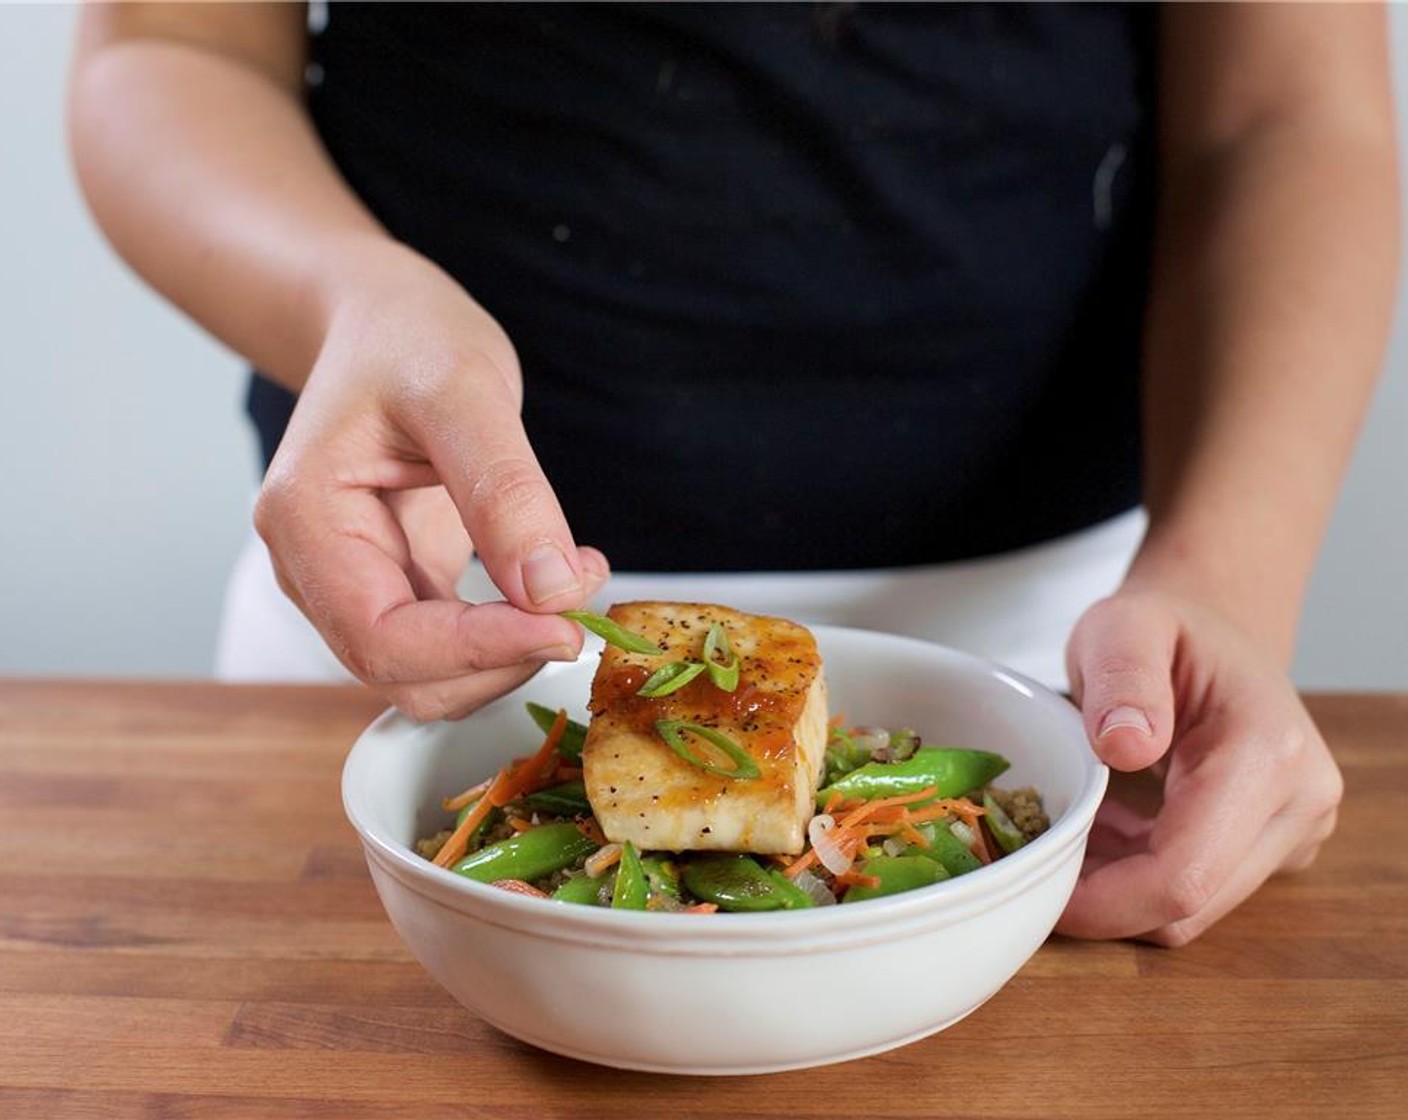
[342,625,1107,1075]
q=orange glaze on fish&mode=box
[581,602,828,854]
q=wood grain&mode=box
[1,681,1405,1119]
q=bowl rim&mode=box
[342,624,1108,950]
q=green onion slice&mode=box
[702,622,740,692]
[560,610,660,656]
[637,660,707,698]
[656,719,760,780]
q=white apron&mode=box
[216,507,1147,693]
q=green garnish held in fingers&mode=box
[560,610,661,655]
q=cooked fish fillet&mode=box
[581,602,828,855]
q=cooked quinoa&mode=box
[988,786,1050,842]
[416,829,453,861]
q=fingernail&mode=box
[522,544,580,605]
[583,557,609,587]
[525,644,577,664]
[1099,705,1153,739]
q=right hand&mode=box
[254,248,608,721]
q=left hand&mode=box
[1055,588,1342,946]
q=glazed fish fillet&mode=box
[581,602,828,855]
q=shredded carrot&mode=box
[834,785,942,820]
[432,766,513,868]
[785,786,985,879]
[783,843,831,879]
[555,765,584,780]
[503,708,569,801]
[781,855,815,879]
[939,796,987,823]
[683,902,720,914]
[576,816,608,846]
[899,804,952,824]
[822,790,844,814]
[508,817,534,833]
[491,879,549,898]
[442,776,493,813]
[898,822,928,848]
[833,869,881,890]
[433,710,570,869]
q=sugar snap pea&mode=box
[886,728,922,761]
[552,872,609,907]
[639,855,682,902]
[910,820,983,877]
[453,799,501,849]
[841,855,949,903]
[518,779,591,816]
[982,791,1028,854]
[452,822,597,884]
[816,746,1009,807]
[680,854,814,912]
[611,841,649,910]
[763,867,816,909]
[823,725,871,786]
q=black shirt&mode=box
[249,2,1156,570]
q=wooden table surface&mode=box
[0,682,1404,1119]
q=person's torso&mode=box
[251,1,1157,570]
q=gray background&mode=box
[1,5,1404,685]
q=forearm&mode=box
[1129,26,1398,663]
[69,8,409,391]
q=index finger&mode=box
[395,368,600,613]
[273,487,586,683]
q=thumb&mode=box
[1066,595,1177,772]
[398,365,607,613]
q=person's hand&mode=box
[1055,588,1341,946]
[254,249,608,720]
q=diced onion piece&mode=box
[792,867,838,906]
[807,814,853,876]
[850,726,890,757]
[949,820,976,848]
[585,842,622,879]
[882,838,907,858]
